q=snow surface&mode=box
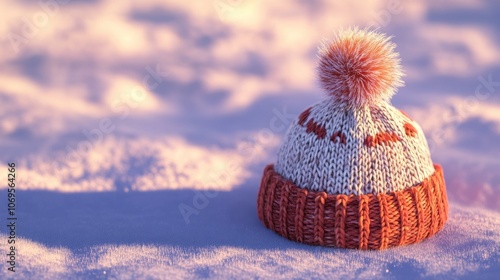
[1,0,500,279]
[0,190,499,279]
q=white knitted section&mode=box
[274,99,435,195]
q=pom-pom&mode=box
[317,27,404,107]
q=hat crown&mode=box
[274,99,434,195]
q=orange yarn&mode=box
[364,132,400,147]
[257,164,448,250]
[298,108,312,126]
[299,107,348,145]
[404,122,418,137]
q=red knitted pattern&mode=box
[330,131,347,144]
[298,108,312,126]
[364,132,400,147]
[306,119,327,139]
[404,122,418,137]
[257,164,448,250]
[298,107,346,145]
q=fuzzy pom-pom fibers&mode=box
[317,28,404,108]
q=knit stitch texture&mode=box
[256,28,448,249]
[275,100,435,195]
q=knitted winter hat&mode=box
[257,28,448,250]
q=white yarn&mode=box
[274,99,435,195]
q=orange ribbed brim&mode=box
[257,164,448,250]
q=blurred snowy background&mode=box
[0,0,499,279]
